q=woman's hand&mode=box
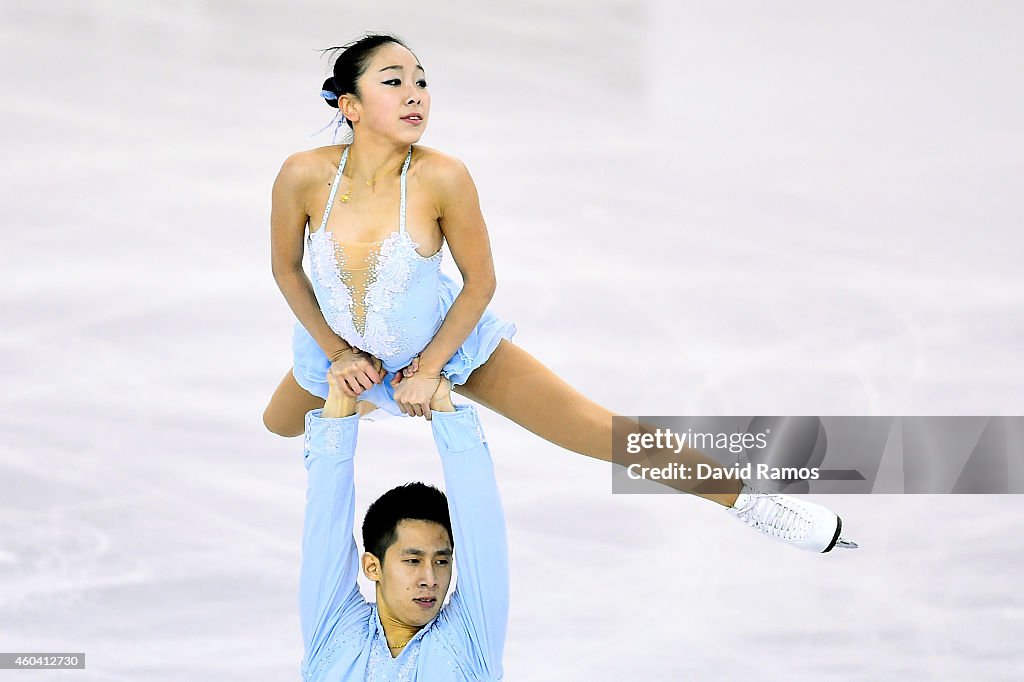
[329,349,382,397]
[392,373,442,420]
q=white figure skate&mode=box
[728,484,859,553]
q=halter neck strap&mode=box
[398,146,412,234]
[318,145,414,235]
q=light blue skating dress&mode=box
[292,145,515,417]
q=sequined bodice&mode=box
[308,145,444,371]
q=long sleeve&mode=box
[299,409,368,672]
[431,405,509,677]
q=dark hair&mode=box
[319,33,413,129]
[362,482,452,565]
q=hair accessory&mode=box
[310,110,349,143]
[320,89,338,100]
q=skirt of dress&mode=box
[291,272,516,419]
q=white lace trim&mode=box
[308,229,442,360]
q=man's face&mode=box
[364,519,453,627]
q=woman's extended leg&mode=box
[454,340,742,507]
[268,343,853,550]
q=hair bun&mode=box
[320,77,339,108]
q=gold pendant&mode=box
[339,192,350,203]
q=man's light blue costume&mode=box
[299,404,508,681]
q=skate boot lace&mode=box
[733,492,812,541]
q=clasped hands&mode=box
[328,347,446,419]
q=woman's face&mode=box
[346,43,430,144]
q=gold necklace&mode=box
[388,638,412,651]
[338,151,408,204]
[337,179,370,204]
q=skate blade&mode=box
[834,537,859,549]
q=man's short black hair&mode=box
[362,482,453,564]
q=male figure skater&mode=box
[299,372,507,680]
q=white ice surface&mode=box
[2,1,1022,680]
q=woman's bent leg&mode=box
[263,369,381,436]
[454,340,741,506]
[264,370,325,437]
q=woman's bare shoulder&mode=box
[412,145,470,178]
[411,145,473,199]
[276,145,347,189]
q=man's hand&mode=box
[429,376,455,413]
[390,355,421,384]
[329,349,383,397]
[323,368,359,418]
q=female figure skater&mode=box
[264,33,856,553]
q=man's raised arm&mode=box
[431,403,510,678]
[298,386,366,672]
